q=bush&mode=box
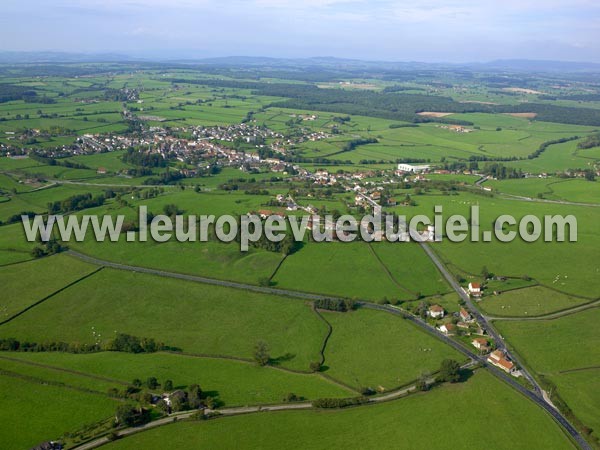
[312,396,369,408]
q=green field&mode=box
[495,308,600,441]
[0,267,328,372]
[272,242,404,301]
[0,63,599,449]
[321,308,464,389]
[103,371,574,450]
[0,253,97,320]
[479,285,592,317]
[0,374,118,450]
[0,352,353,407]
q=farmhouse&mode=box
[487,350,515,374]
[396,163,430,173]
[438,323,456,335]
[468,282,482,297]
[428,304,445,319]
[471,337,490,352]
[459,307,472,322]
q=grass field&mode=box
[479,285,592,317]
[0,253,97,320]
[272,242,404,301]
[370,242,451,297]
[486,177,600,204]
[495,308,600,442]
[0,267,328,372]
[0,374,118,450]
[401,192,600,298]
[321,308,464,389]
[103,371,574,450]
[0,352,353,407]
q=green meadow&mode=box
[0,374,118,450]
[495,308,600,442]
[0,352,353,407]
[0,253,97,320]
[320,308,465,389]
[0,267,328,372]
[104,371,574,450]
[479,285,592,317]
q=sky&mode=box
[1,0,599,62]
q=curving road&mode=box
[66,250,591,450]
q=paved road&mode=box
[67,250,343,303]
[418,243,541,390]
[67,250,591,450]
[418,242,592,449]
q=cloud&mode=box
[0,0,598,62]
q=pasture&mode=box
[321,308,465,389]
[103,371,574,450]
[0,267,328,372]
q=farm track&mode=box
[65,249,592,449]
[366,242,416,298]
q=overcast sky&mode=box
[2,0,599,62]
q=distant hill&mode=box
[0,52,598,73]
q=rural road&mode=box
[73,362,479,450]
[66,250,591,450]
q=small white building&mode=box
[438,323,456,335]
[468,282,482,297]
[397,163,430,173]
[428,304,445,319]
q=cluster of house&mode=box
[436,124,475,133]
[427,303,518,375]
[430,306,483,336]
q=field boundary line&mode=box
[0,367,122,399]
[366,242,416,298]
[558,366,600,374]
[0,266,104,326]
[0,354,129,385]
[311,306,333,368]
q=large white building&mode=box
[397,163,430,173]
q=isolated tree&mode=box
[437,359,461,383]
[163,379,173,391]
[115,404,137,427]
[309,361,322,372]
[254,340,270,366]
[146,377,159,390]
[481,266,490,280]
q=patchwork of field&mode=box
[0,352,353,408]
[102,371,574,450]
[0,253,97,320]
[396,192,600,298]
[495,308,600,442]
[1,65,599,449]
[0,267,328,372]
